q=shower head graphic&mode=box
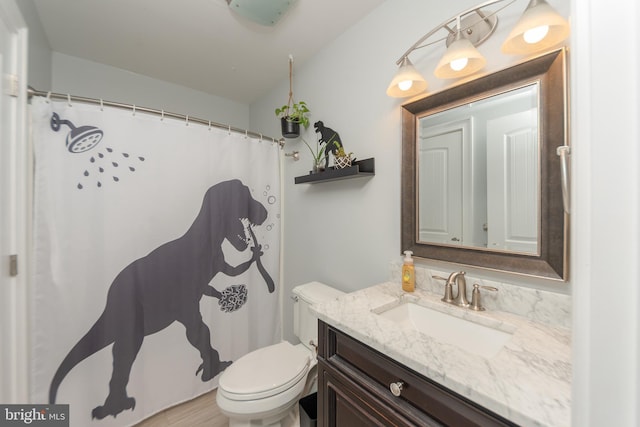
[51,112,104,153]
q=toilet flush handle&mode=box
[309,340,318,355]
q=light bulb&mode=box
[523,25,549,44]
[398,80,413,91]
[450,57,469,72]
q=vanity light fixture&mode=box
[387,0,569,98]
[434,17,487,79]
[501,0,570,55]
[386,57,429,98]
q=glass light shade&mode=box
[386,57,428,98]
[227,0,297,26]
[501,0,569,55]
[434,36,486,79]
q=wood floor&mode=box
[135,389,228,427]
[134,388,303,427]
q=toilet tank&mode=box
[292,282,344,350]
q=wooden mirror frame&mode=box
[401,49,568,280]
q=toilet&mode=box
[216,281,344,427]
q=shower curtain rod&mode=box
[27,87,285,148]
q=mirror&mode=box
[402,49,568,280]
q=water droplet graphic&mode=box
[77,183,83,189]
[129,166,135,172]
[265,185,271,191]
[264,244,270,251]
[98,153,104,158]
[122,153,129,158]
[99,167,104,173]
[97,181,102,187]
[138,156,145,161]
[267,196,276,205]
[113,176,119,182]
[266,224,273,231]
[112,162,119,167]
[84,170,89,176]
[106,147,113,153]
[90,157,95,163]
[276,214,281,219]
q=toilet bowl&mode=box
[216,282,344,427]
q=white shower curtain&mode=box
[29,97,281,426]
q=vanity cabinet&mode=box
[317,321,517,427]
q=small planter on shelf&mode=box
[334,156,352,169]
[312,159,326,174]
[301,138,326,174]
[333,144,354,170]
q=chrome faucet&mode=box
[446,271,469,308]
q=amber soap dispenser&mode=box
[401,250,415,292]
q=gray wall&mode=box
[51,53,250,130]
[16,0,248,129]
[15,0,51,90]
[249,0,572,346]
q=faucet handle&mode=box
[470,283,498,311]
[432,275,454,303]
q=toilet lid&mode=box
[219,341,311,401]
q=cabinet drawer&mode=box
[318,321,517,427]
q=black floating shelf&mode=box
[294,157,375,184]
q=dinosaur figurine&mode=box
[314,120,343,169]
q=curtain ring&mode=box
[228,124,231,135]
[67,94,72,107]
[46,91,51,103]
[132,105,136,116]
[208,120,212,131]
[160,110,164,121]
[99,99,104,111]
[245,129,248,139]
[185,115,189,126]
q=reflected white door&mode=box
[418,123,464,245]
[486,109,539,253]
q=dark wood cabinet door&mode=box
[319,363,436,427]
[317,321,518,427]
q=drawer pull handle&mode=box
[389,381,404,397]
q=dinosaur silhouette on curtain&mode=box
[48,179,275,420]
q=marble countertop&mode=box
[312,282,571,427]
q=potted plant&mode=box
[275,101,310,138]
[333,142,354,169]
[275,56,311,138]
[301,138,326,173]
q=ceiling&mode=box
[32,0,385,104]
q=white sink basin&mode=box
[376,302,512,358]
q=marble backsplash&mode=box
[390,261,571,329]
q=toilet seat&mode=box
[218,341,311,401]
